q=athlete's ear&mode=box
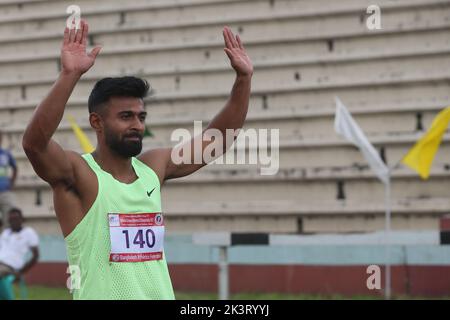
[89,112,103,133]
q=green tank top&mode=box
[65,153,175,300]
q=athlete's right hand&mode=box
[61,19,101,76]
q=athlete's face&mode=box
[102,97,147,158]
[8,211,23,232]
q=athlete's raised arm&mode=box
[141,26,253,183]
[22,20,101,187]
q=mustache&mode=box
[123,132,143,139]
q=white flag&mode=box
[334,96,390,184]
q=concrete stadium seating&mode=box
[0,0,449,234]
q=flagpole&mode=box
[384,174,392,300]
[333,96,393,299]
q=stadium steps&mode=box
[0,0,447,56]
[0,0,448,232]
[17,195,446,233]
[7,129,450,176]
[12,163,450,220]
[0,35,449,99]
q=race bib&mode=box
[108,213,164,262]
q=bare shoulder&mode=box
[65,151,96,184]
[138,148,172,185]
[64,150,87,166]
[64,150,97,193]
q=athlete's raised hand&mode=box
[222,26,253,77]
[61,20,101,75]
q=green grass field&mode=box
[13,285,384,300]
[13,285,448,300]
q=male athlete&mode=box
[22,20,253,299]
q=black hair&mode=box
[8,207,22,217]
[88,76,150,114]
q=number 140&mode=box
[122,229,156,249]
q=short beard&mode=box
[105,127,143,158]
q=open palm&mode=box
[61,20,101,75]
[223,26,253,77]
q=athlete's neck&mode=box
[91,147,138,183]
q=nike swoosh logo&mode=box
[147,188,156,197]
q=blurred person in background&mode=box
[0,131,18,228]
[0,207,39,300]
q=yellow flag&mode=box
[67,114,94,153]
[402,107,450,179]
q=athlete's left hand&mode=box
[222,26,253,77]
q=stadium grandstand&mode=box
[0,0,449,299]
